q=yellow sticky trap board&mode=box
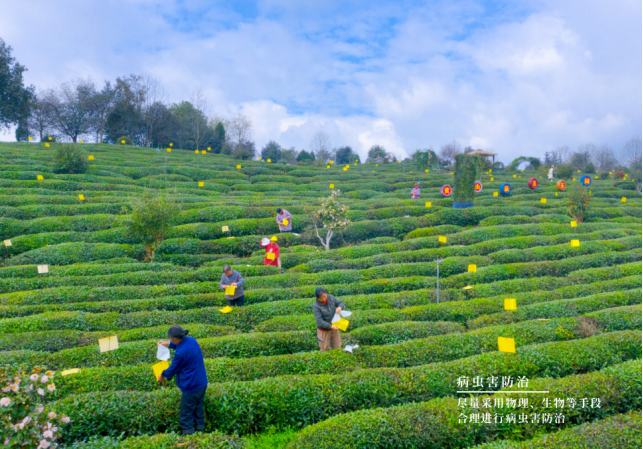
[48,137,52,140]
[80,140,83,143]
[462,285,473,290]
[152,361,169,379]
[201,150,206,154]
[540,198,546,204]
[169,143,173,146]
[222,226,229,232]
[343,167,347,171]
[37,265,48,274]
[438,235,447,243]
[493,192,498,197]
[425,201,432,208]
[266,252,276,260]
[520,169,523,172]
[570,239,580,247]
[237,165,241,169]
[537,319,552,322]
[99,335,119,352]
[425,169,429,173]
[121,140,125,144]
[555,192,558,197]
[61,368,80,376]
[330,184,334,188]
[167,148,171,152]
[594,176,598,179]
[198,182,204,187]
[78,194,85,201]
[258,157,261,160]
[572,177,576,181]
[267,159,271,163]
[88,155,94,160]
[37,175,44,180]
[208,147,211,151]
[450,172,454,175]
[225,286,236,296]
[28,136,32,140]
[577,170,580,173]
[327,165,331,169]
[283,219,289,225]
[570,221,577,227]
[3,239,11,247]
[588,190,591,195]
[468,264,477,273]
[195,150,199,153]
[45,143,50,147]
[498,337,516,353]
[330,160,334,164]
[504,298,517,310]
[335,318,350,332]
[512,174,516,178]
[219,305,233,314]
[354,163,357,166]
[490,177,494,181]
[621,197,626,202]
[376,164,378,166]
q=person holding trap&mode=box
[261,236,281,268]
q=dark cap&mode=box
[315,287,326,298]
[168,325,189,339]
[277,208,283,213]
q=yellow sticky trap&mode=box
[37,175,44,180]
[570,221,577,227]
[520,169,523,172]
[167,148,171,152]
[555,192,558,197]
[266,252,276,260]
[518,175,521,178]
[425,201,431,208]
[237,165,241,169]
[225,286,236,296]
[588,190,592,195]
[169,143,173,146]
[327,165,330,169]
[330,184,334,189]
[258,157,262,160]
[438,235,447,243]
[283,219,289,226]
[577,170,580,173]
[61,368,80,376]
[512,174,516,178]
[498,337,516,353]
[267,159,271,163]
[88,155,94,160]
[201,150,206,154]
[570,239,580,247]
[335,318,349,332]
[468,264,477,273]
[48,137,52,141]
[343,167,347,171]
[493,192,498,197]
[425,169,429,173]
[376,164,378,166]
[504,298,517,310]
[28,136,32,140]
[121,140,125,144]
[45,143,50,147]
[621,197,626,202]
[222,226,229,232]
[99,336,119,352]
[330,160,334,164]
[450,172,454,175]
[195,150,199,153]
[37,265,48,274]
[537,319,552,322]
[540,198,546,204]
[208,147,211,151]
[594,176,598,179]
[198,182,204,187]
[3,239,11,247]
[153,360,169,379]
[572,177,575,181]
[462,285,473,290]
[354,163,357,166]
[490,177,494,181]
[80,140,83,143]
[78,194,85,201]
[219,305,233,314]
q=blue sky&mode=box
[1,0,641,162]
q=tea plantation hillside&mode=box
[0,141,641,449]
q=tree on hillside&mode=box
[53,144,89,174]
[141,74,167,147]
[104,75,146,145]
[188,86,210,152]
[308,190,351,251]
[126,194,179,261]
[570,146,595,172]
[367,145,388,161]
[90,81,116,143]
[43,78,98,142]
[228,113,253,144]
[0,38,34,130]
[212,121,226,153]
[231,140,256,160]
[439,141,462,166]
[148,102,179,148]
[591,144,618,171]
[567,183,590,223]
[296,150,315,163]
[261,140,282,162]
[281,147,298,164]
[623,137,642,193]
[26,91,52,140]
[310,131,332,162]
[336,146,360,164]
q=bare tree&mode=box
[228,113,253,144]
[43,78,97,142]
[189,86,210,152]
[591,144,618,171]
[309,131,332,161]
[551,145,571,164]
[622,137,642,167]
[91,81,115,143]
[141,74,167,147]
[209,114,230,135]
[26,91,51,141]
[439,140,462,166]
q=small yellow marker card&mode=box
[267,159,271,163]
[3,239,11,247]
[208,147,211,151]
[225,286,236,296]
[493,192,498,197]
[343,167,347,171]
[490,177,494,181]
[330,160,334,164]
[577,170,580,173]
[330,184,334,189]
[621,197,626,202]
[121,140,125,144]
[512,174,516,178]
[555,192,558,197]
[198,182,204,187]
[570,239,580,247]
[498,337,516,353]
[425,201,431,208]
[45,143,50,147]
[237,165,241,169]
[153,361,169,379]
[438,235,447,243]
[334,318,349,332]
[520,169,523,172]
[78,194,85,201]
[219,305,233,314]
[195,150,199,153]
[37,265,48,274]
[61,368,80,376]
[201,150,206,154]
[283,219,289,226]
[537,319,552,322]
[468,264,477,273]
[266,252,276,260]
[376,164,378,166]
[504,298,517,310]
[80,140,83,143]
[462,285,473,290]
[222,225,229,232]
[28,136,32,140]
[540,198,546,204]
[169,143,173,146]
[48,137,52,140]
[98,335,119,353]
[88,155,94,160]
[327,165,330,168]
[588,190,591,195]
[167,148,171,152]
[594,176,598,179]
[425,169,429,172]
[570,221,577,227]
[37,175,44,180]
[572,177,576,181]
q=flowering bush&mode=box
[0,367,70,448]
[307,190,351,251]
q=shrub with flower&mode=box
[0,367,70,448]
[306,189,351,251]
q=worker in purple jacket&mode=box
[410,183,420,199]
[276,208,292,232]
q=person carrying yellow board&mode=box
[312,287,345,352]
[219,265,245,307]
[261,236,281,268]
[276,208,292,233]
[156,325,208,435]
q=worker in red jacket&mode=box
[261,236,281,268]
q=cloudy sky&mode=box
[1,0,641,163]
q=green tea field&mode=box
[0,142,641,449]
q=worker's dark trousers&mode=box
[179,386,207,434]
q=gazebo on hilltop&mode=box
[466,149,497,162]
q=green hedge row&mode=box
[0,261,185,279]
[0,214,128,240]
[6,242,147,266]
[51,331,641,440]
[64,432,247,449]
[288,359,642,448]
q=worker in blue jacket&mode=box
[157,325,208,434]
